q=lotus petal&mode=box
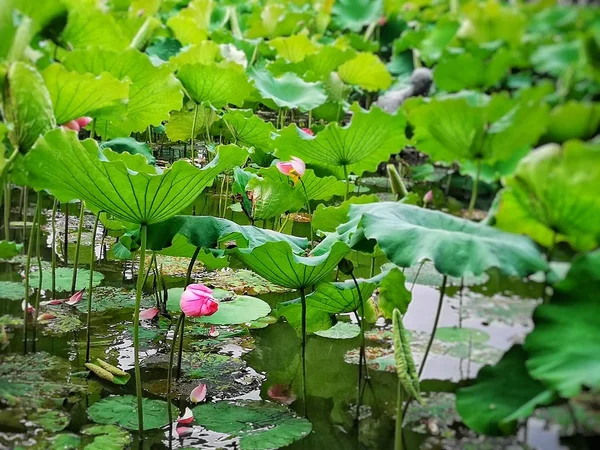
[65,288,85,306]
[268,384,297,405]
[40,299,64,306]
[37,313,57,321]
[208,326,219,338]
[139,307,159,320]
[189,383,207,403]
[177,407,194,424]
[21,300,35,313]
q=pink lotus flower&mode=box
[62,117,92,132]
[268,384,297,405]
[177,407,194,424]
[423,190,433,204]
[38,313,57,321]
[189,383,207,403]
[180,284,219,317]
[300,128,314,136]
[65,289,85,306]
[378,16,387,26]
[276,157,306,184]
[139,307,159,320]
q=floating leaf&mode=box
[28,267,103,292]
[314,322,360,339]
[0,240,22,259]
[87,395,169,430]
[81,424,131,450]
[338,52,392,91]
[171,295,271,325]
[393,309,422,403]
[0,281,26,301]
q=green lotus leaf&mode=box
[331,0,383,32]
[193,400,312,449]
[231,239,350,290]
[145,215,308,254]
[247,167,304,220]
[63,9,130,51]
[300,170,347,201]
[545,101,600,143]
[246,4,312,39]
[0,240,22,259]
[314,322,360,339]
[337,202,548,278]
[275,103,406,178]
[495,141,600,251]
[456,345,555,436]
[81,424,130,450]
[165,105,218,142]
[25,129,248,224]
[146,37,182,62]
[63,48,183,138]
[312,195,379,233]
[460,0,526,49]
[250,68,328,112]
[433,48,512,92]
[378,267,411,317]
[177,62,252,109]
[530,41,581,77]
[168,41,221,67]
[394,18,459,65]
[99,138,155,165]
[338,52,392,92]
[200,295,271,325]
[42,63,129,125]
[0,280,26,301]
[306,278,379,315]
[1,0,65,35]
[1,62,55,151]
[166,0,212,45]
[269,34,320,63]
[222,110,276,166]
[87,395,169,431]
[408,93,549,167]
[524,250,600,398]
[276,298,333,333]
[269,47,356,81]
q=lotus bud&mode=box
[423,190,433,205]
[387,164,408,201]
[276,156,306,185]
[338,258,354,275]
[180,284,219,317]
[300,128,314,136]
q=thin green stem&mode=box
[23,190,39,355]
[85,214,101,362]
[410,260,427,293]
[228,6,242,39]
[22,188,27,247]
[190,104,199,164]
[369,257,376,278]
[350,272,369,415]
[363,21,377,41]
[418,275,447,377]
[4,181,10,241]
[299,287,308,417]
[63,203,69,265]
[0,149,20,181]
[167,314,185,432]
[467,159,481,217]
[71,202,85,294]
[51,198,57,298]
[395,383,404,450]
[133,224,148,438]
[32,192,43,353]
[177,247,201,379]
[343,165,349,201]
[298,179,314,244]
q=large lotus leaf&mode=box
[0,240,22,259]
[312,195,379,233]
[201,296,271,325]
[81,424,130,450]
[2,0,65,34]
[269,34,320,63]
[337,202,547,278]
[25,129,247,224]
[145,215,307,254]
[42,63,129,124]
[63,9,130,51]
[460,0,526,49]
[231,240,350,290]
[408,93,549,166]
[524,251,600,397]
[306,278,379,314]
[495,141,600,251]
[246,4,312,39]
[456,345,555,436]
[331,0,383,32]
[222,110,276,166]
[268,47,356,81]
[249,68,327,112]
[338,52,392,92]
[301,170,347,201]
[545,101,600,143]
[530,41,581,77]
[165,105,218,142]
[87,395,169,431]
[275,103,406,178]
[177,63,251,109]
[100,138,155,165]
[394,18,459,65]
[63,48,183,138]
[169,41,221,68]
[166,0,212,45]
[29,267,103,292]
[1,62,55,151]
[193,400,312,450]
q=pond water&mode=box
[0,185,584,450]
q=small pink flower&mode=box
[177,407,194,424]
[65,289,85,306]
[139,307,159,320]
[378,16,387,26]
[189,383,207,403]
[276,157,306,184]
[300,128,314,136]
[38,313,57,321]
[180,284,219,317]
[268,384,297,405]
[423,190,433,204]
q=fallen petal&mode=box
[40,299,64,306]
[268,384,297,405]
[65,288,85,306]
[37,313,57,321]
[208,326,219,337]
[21,300,35,314]
[176,426,193,438]
[177,407,194,424]
[189,384,207,403]
[139,307,159,320]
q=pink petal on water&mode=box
[139,307,159,320]
[208,326,219,337]
[176,426,193,438]
[177,407,194,424]
[189,383,207,403]
[38,313,57,321]
[65,289,85,306]
[40,299,64,306]
[268,384,297,405]
[21,300,35,314]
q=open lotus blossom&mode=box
[423,190,433,204]
[276,157,306,184]
[65,289,85,306]
[37,313,57,321]
[62,117,92,132]
[267,384,297,405]
[177,407,194,424]
[139,307,159,320]
[300,127,314,136]
[180,284,219,317]
[208,326,219,337]
[21,300,35,314]
[189,383,207,403]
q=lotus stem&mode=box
[350,272,369,420]
[32,192,43,353]
[3,181,10,241]
[308,110,312,128]
[418,275,447,378]
[85,214,100,363]
[63,203,69,264]
[22,188,27,247]
[395,383,405,450]
[299,287,308,417]
[363,21,377,42]
[191,103,199,165]
[51,198,57,298]
[228,6,242,39]
[343,165,349,201]
[23,190,39,355]
[133,223,148,438]
[177,247,201,379]
[71,202,85,294]
[298,179,314,244]
[410,260,427,293]
[450,0,459,15]
[0,149,20,183]
[167,313,184,433]
[467,159,481,217]
[370,257,376,278]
